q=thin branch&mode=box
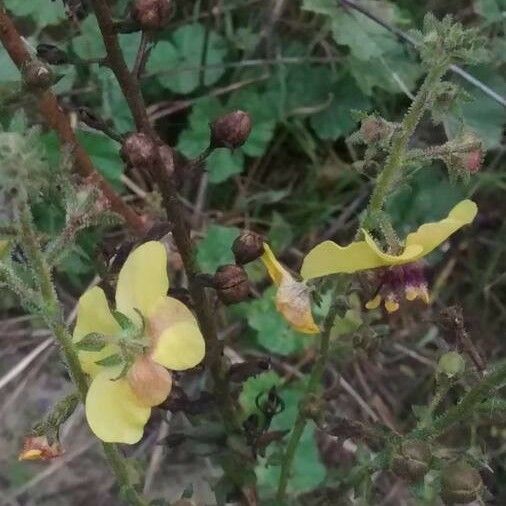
[0,5,147,235]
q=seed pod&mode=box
[210,110,252,150]
[232,231,264,265]
[36,43,68,65]
[23,60,54,90]
[213,264,250,305]
[120,132,159,169]
[438,351,466,379]
[132,0,171,31]
[391,440,432,482]
[441,461,483,505]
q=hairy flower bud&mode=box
[36,43,69,65]
[23,60,54,90]
[132,0,171,31]
[391,440,432,482]
[127,356,173,407]
[360,116,391,144]
[121,132,159,169]
[441,461,483,505]
[19,435,63,461]
[438,351,466,379]
[210,111,252,149]
[232,231,264,265]
[213,264,250,305]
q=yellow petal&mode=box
[301,240,388,280]
[148,297,199,342]
[365,294,382,310]
[116,241,169,323]
[152,321,205,371]
[85,368,150,444]
[363,231,423,265]
[384,297,400,313]
[127,356,172,407]
[405,286,418,301]
[73,286,120,377]
[276,278,319,334]
[260,243,288,286]
[405,199,478,259]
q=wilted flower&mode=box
[73,241,205,444]
[19,436,62,461]
[260,244,318,334]
[302,200,477,278]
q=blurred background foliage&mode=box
[0,0,504,504]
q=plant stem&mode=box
[365,64,448,227]
[276,291,342,502]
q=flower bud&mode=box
[23,60,54,90]
[36,43,68,65]
[210,111,252,149]
[127,356,173,407]
[360,116,391,143]
[232,231,264,265]
[132,0,171,31]
[120,132,159,169]
[441,461,483,505]
[19,435,62,461]
[213,264,250,305]
[438,351,466,379]
[391,440,431,482]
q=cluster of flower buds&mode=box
[441,460,483,504]
[365,262,429,313]
[391,440,432,482]
[132,0,172,32]
[210,111,252,150]
[211,231,263,305]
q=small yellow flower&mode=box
[260,243,319,334]
[73,241,205,444]
[301,200,477,279]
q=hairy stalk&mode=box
[413,361,506,439]
[276,290,342,502]
[419,376,451,429]
[364,64,448,228]
[89,0,238,432]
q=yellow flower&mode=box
[301,200,477,279]
[73,241,205,444]
[260,243,319,334]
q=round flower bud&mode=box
[213,264,250,305]
[120,132,159,169]
[232,231,264,265]
[132,0,171,31]
[441,461,483,505]
[23,60,54,90]
[438,351,466,379]
[210,111,252,150]
[360,116,391,144]
[391,440,431,482]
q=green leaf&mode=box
[148,23,228,94]
[4,0,66,26]
[196,225,239,272]
[76,332,107,352]
[267,212,294,252]
[239,371,282,416]
[247,287,309,356]
[95,353,123,367]
[72,16,106,61]
[207,149,244,183]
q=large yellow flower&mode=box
[73,241,205,444]
[301,200,477,280]
[260,243,319,334]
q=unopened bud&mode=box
[132,0,171,31]
[441,461,483,505]
[210,110,252,149]
[438,351,466,379]
[213,264,250,305]
[23,60,54,90]
[391,440,431,482]
[120,132,158,169]
[127,356,172,407]
[36,43,68,65]
[232,231,264,265]
[360,116,391,143]
[461,148,483,173]
[19,435,63,461]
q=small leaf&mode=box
[111,310,136,331]
[75,332,106,352]
[95,353,124,367]
[196,225,239,272]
